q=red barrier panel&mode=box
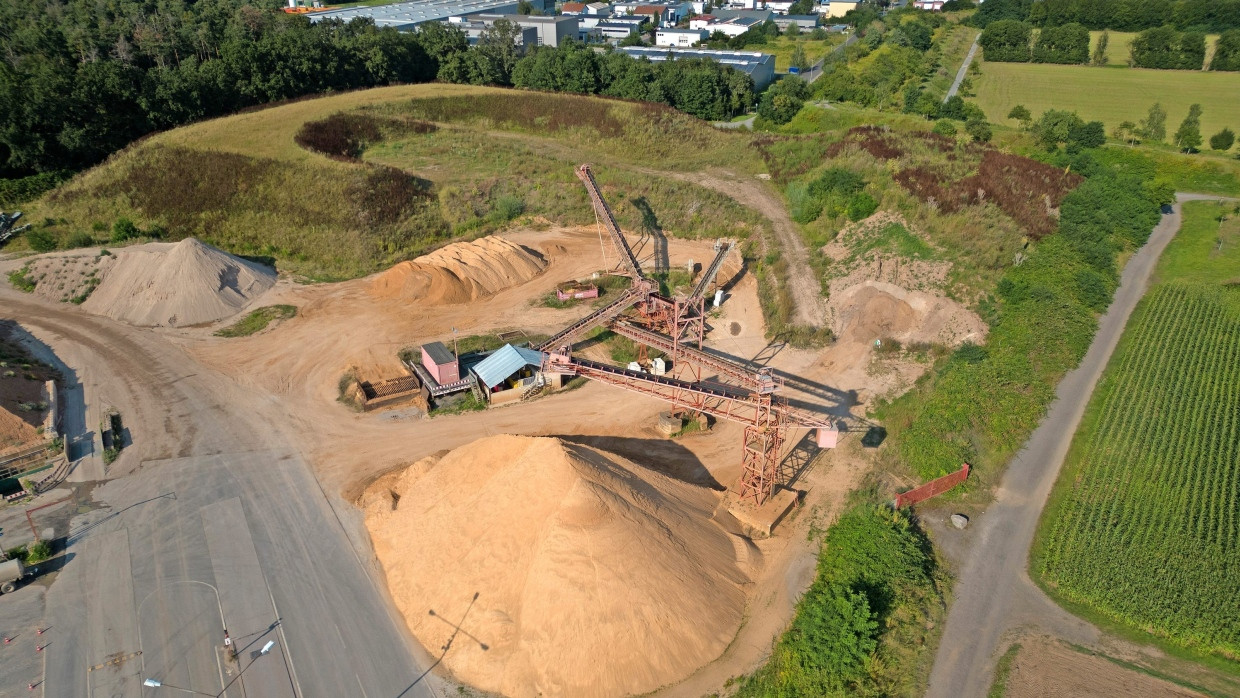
[894,463,970,508]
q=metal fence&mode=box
[894,463,970,508]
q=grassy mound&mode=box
[21,85,767,281]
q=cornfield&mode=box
[1038,283,1240,656]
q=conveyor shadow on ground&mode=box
[557,434,723,490]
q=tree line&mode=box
[981,20,1239,70]
[0,0,754,187]
[1006,101,1237,155]
[970,0,1240,33]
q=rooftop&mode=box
[472,344,545,390]
[422,341,456,366]
[307,0,520,28]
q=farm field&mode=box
[1034,200,1240,657]
[1086,30,1221,68]
[973,61,1240,139]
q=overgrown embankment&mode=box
[19,86,768,281]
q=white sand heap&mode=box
[368,236,545,305]
[361,435,753,698]
[82,238,275,327]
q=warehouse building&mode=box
[616,46,775,89]
[306,0,551,30]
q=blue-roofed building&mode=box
[470,344,553,405]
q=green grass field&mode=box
[973,61,1240,142]
[1033,200,1240,658]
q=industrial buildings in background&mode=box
[617,46,776,89]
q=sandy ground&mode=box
[362,435,753,698]
[1004,638,1203,698]
[2,217,976,697]
[0,325,56,456]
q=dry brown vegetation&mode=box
[22,86,767,281]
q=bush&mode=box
[7,267,36,292]
[1208,127,1235,152]
[932,119,958,137]
[64,231,94,249]
[111,217,140,242]
[846,192,878,221]
[965,119,993,143]
[735,506,942,697]
[490,194,526,222]
[24,228,58,252]
[26,540,52,563]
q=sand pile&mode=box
[368,236,545,304]
[361,435,753,698]
[82,238,275,327]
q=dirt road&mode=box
[926,195,1232,697]
[665,170,826,327]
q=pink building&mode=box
[421,342,459,385]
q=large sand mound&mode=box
[361,435,752,698]
[368,236,545,304]
[82,238,275,327]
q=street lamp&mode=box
[141,678,215,696]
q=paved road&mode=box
[944,33,980,102]
[926,194,1231,697]
[0,294,436,698]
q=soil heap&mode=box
[360,435,752,698]
[82,238,275,327]
[368,236,545,304]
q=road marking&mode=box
[268,586,303,698]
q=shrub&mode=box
[846,192,878,221]
[8,267,37,292]
[735,506,942,696]
[24,228,58,252]
[1209,127,1236,152]
[965,119,993,143]
[26,540,52,563]
[65,231,94,249]
[490,194,526,222]
[111,217,140,242]
[931,119,958,137]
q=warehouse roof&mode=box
[472,344,545,390]
[307,0,520,28]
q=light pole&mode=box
[141,678,215,696]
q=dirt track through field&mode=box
[926,194,1239,698]
[644,167,827,328]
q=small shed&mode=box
[421,342,459,385]
[471,344,547,405]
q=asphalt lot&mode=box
[0,291,437,698]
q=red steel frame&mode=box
[534,164,836,505]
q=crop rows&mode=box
[1039,284,1240,655]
